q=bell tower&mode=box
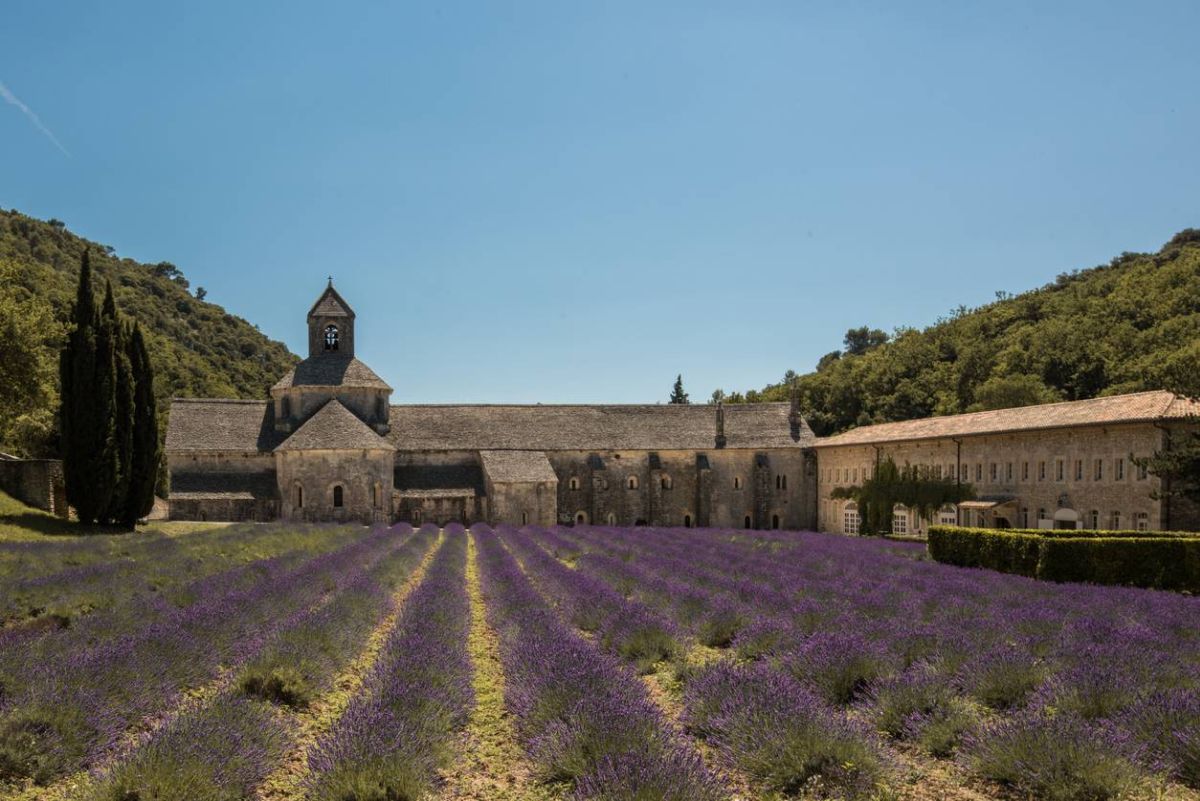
[307,278,355,358]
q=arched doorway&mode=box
[574,511,588,525]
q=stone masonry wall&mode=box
[815,422,1171,534]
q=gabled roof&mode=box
[813,390,1200,448]
[480,450,558,484]
[386,403,812,451]
[275,400,396,452]
[307,282,355,319]
[271,355,392,391]
[165,399,283,453]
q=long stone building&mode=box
[814,391,1200,534]
[165,283,1199,532]
[165,283,817,528]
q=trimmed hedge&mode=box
[928,526,1200,592]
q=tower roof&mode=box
[275,399,395,452]
[307,281,355,319]
[271,355,392,391]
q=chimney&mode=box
[788,380,803,441]
[715,401,727,449]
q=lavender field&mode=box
[0,522,1197,801]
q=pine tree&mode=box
[669,374,689,405]
[122,323,160,525]
[60,251,119,524]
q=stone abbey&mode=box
[164,284,1199,532]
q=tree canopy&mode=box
[716,230,1200,436]
[0,209,298,457]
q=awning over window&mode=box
[957,497,1017,511]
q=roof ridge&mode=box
[385,402,790,409]
[170,398,268,405]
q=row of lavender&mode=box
[478,524,725,800]
[0,522,365,633]
[0,523,436,790]
[537,524,1200,799]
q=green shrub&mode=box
[927,526,1200,592]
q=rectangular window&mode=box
[1110,511,1122,530]
[989,463,997,482]
[1074,460,1083,481]
[1056,460,1064,481]
[1022,461,1029,481]
[1138,461,1148,480]
[1021,507,1029,527]
[844,507,860,535]
[934,464,942,479]
[852,468,858,483]
[892,511,908,535]
[1094,459,1103,481]
[1090,510,1099,529]
[1135,512,1149,532]
[1006,462,1013,482]
[976,463,983,481]
[1116,458,1125,481]
[1039,461,1046,481]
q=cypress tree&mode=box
[104,282,135,526]
[122,323,160,525]
[669,374,690,404]
[60,251,118,524]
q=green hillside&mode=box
[0,209,298,457]
[719,230,1200,436]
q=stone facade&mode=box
[813,396,1200,535]
[164,284,819,527]
[164,283,1197,532]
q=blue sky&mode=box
[3,1,1198,403]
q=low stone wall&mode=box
[0,458,67,517]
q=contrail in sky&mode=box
[0,79,70,157]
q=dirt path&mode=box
[435,533,559,801]
[253,532,443,801]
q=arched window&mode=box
[683,514,692,528]
[782,474,788,490]
[568,477,580,491]
[843,502,860,535]
[661,476,672,490]
[324,325,339,351]
[295,484,303,509]
[743,515,752,529]
[627,475,639,490]
[333,485,344,508]
[521,511,529,525]
[775,475,781,490]
[606,512,617,525]
[733,476,742,490]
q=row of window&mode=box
[835,501,1152,534]
[576,511,786,530]
[565,474,787,491]
[824,457,1149,486]
[293,481,384,510]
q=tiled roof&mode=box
[271,355,391,391]
[307,284,355,318]
[169,470,278,500]
[814,390,1200,448]
[275,400,396,452]
[167,399,813,454]
[165,399,282,453]
[480,450,558,484]
[386,403,812,451]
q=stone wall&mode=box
[546,448,815,530]
[486,480,557,527]
[276,448,394,524]
[0,458,67,517]
[814,422,1171,534]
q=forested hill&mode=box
[0,209,298,457]
[718,229,1200,437]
